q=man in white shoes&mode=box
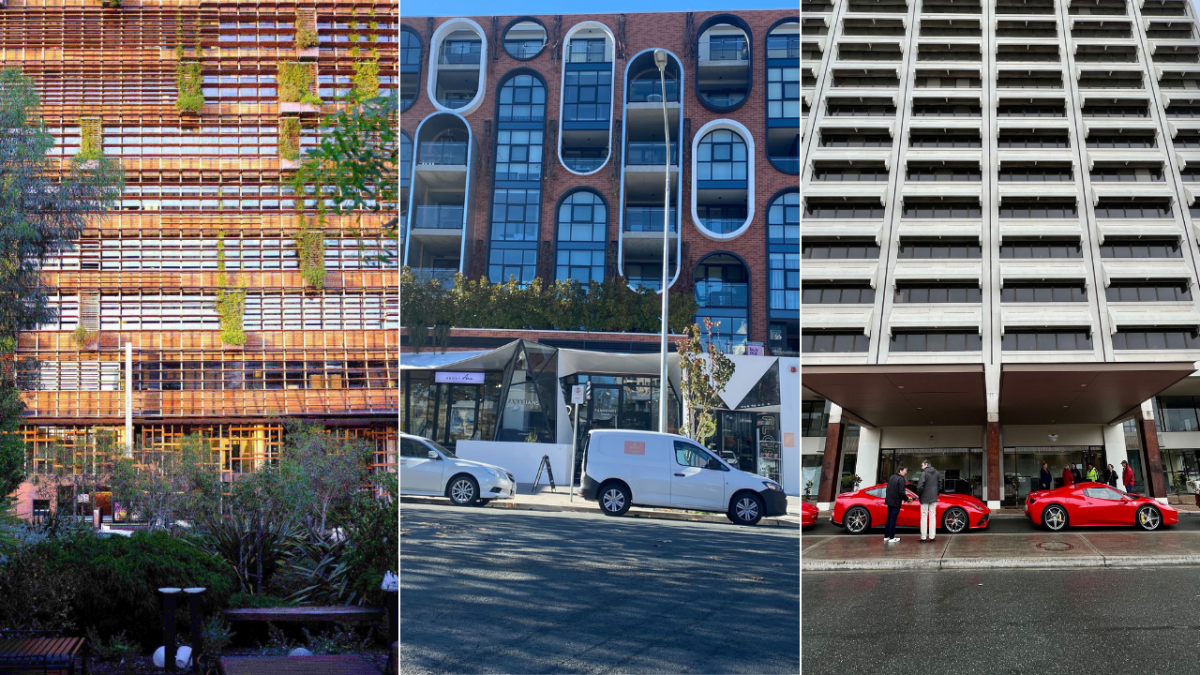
[883,465,910,543]
[915,459,940,544]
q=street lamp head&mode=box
[654,49,668,71]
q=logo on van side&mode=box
[624,441,645,455]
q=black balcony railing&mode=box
[418,141,467,165]
[766,36,801,59]
[628,79,680,102]
[440,41,482,64]
[414,205,465,229]
[626,142,678,165]
[706,38,748,61]
[625,207,678,232]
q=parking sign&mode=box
[571,385,586,404]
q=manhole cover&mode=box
[1037,541,1073,552]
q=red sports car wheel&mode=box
[1042,504,1068,531]
[844,506,870,534]
[1136,505,1162,531]
[942,507,968,534]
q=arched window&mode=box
[556,190,607,284]
[628,67,679,103]
[498,73,546,122]
[694,127,751,236]
[697,129,747,181]
[768,190,799,245]
[695,15,753,112]
[767,190,800,354]
[694,254,750,354]
[400,27,422,111]
[766,18,800,174]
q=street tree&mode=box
[0,68,122,504]
[109,434,223,530]
[280,420,374,536]
[675,318,736,446]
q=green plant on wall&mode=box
[351,58,379,102]
[176,61,204,113]
[78,118,102,162]
[215,232,247,346]
[278,62,321,105]
[279,117,301,161]
[293,209,327,289]
[71,326,97,350]
[295,12,319,50]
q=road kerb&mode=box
[400,496,798,528]
[803,555,1200,572]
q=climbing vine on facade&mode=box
[215,233,247,346]
[294,210,327,289]
[278,62,321,105]
[78,118,102,161]
[279,117,301,161]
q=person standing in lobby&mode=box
[1106,464,1119,488]
[1063,465,1074,488]
[1040,463,1053,490]
[916,459,940,543]
[884,466,910,544]
[1123,460,1136,493]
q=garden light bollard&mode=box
[184,587,206,673]
[159,587,182,673]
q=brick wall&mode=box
[401,10,799,347]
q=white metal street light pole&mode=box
[655,49,671,434]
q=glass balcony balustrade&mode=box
[418,141,467,165]
[440,40,482,64]
[624,207,678,232]
[628,79,680,102]
[414,205,465,229]
[695,281,749,308]
[626,142,678,165]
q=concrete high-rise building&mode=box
[1,0,399,519]
[802,0,1200,508]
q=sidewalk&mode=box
[402,484,802,528]
[804,530,1200,571]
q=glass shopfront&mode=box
[709,411,783,483]
[1160,448,1200,495]
[1003,445,1105,505]
[880,448,984,500]
[562,373,679,482]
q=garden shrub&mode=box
[278,63,321,105]
[0,530,235,649]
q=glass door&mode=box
[445,384,480,446]
[756,429,781,484]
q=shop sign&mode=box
[435,371,485,384]
[746,345,764,356]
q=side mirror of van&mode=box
[427,450,440,460]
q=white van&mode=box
[579,429,787,525]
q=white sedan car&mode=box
[400,433,517,506]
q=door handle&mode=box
[674,473,685,477]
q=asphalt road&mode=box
[803,567,1200,675]
[806,511,1200,536]
[399,503,800,675]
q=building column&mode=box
[986,417,1001,509]
[854,426,882,491]
[816,403,845,509]
[1102,421,1130,490]
[1137,400,1168,502]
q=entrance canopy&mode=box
[802,365,986,427]
[999,363,1197,425]
[804,362,1198,427]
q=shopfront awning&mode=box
[399,342,522,371]
[801,364,987,427]
[999,362,1198,425]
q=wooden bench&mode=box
[222,607,385,624]
[0,632,87,675]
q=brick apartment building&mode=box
[1,0,399,519]
[399,10,801,494]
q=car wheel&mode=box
[599,482,631,516]
[1042,504,1068,531]
[844,506,871,534]
[1136,505,1162,531]
[942,507,969,534]
[447,475,480,506]
[728,493,764,526]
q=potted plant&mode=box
[277,62,321,113]
[71,326,100,351]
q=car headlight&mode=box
[763,481,782,491]
[481,466,499,478]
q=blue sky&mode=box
[399,0,797,18]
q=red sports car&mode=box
[1025,482,1178,531]
[802,501,818,527]
[832,484,991,534]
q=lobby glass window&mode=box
[1000,283,1088,302]
[1001,330,1093,351]
[802,331,870,353]
[803,240,880,259]
[768,192,799,244]
[890,331,983,352]
[498,74,546,122]
[1000,240,1083,258]
[1113,328,1200,349]
[802,284,874,304]
[696,129,748,181]
[563,70,611,122]
[556,190,607,285]
[489,188,541,242]
[1100,239,1182,258]
[895,284,982,303]
[1105,283,1192,302]
[802,400,829,437]
[897,240,981,258]
[495,130,544,181]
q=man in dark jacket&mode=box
[884,466,911,543]
[1040,463,1053,490]
[915,460,940,543]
